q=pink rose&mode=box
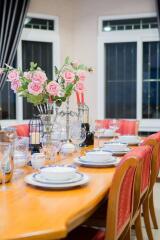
[46,81,60,96]
[11,79,21,93]
[63,71,75,83]
[24,71,32,80]
[31,70,47,84]
[0,68,3,76]
[75,81,84,93]
[8,70,19,81]
[77,71,86,81]
[28,82,43,95]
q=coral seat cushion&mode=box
[122,146,152,195]
[15,124,29,137]
[142,132,160,170]
[92,230,105,240]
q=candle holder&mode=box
[59,97,78,154]
[78,103,94,147]
[29,116,43,154]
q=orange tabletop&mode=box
[0,149,115,240]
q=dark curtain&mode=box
[157,0,160,29]
[0,0,30,90]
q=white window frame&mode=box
[98,13,160,132]
[1,13,60,128]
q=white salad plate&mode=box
[74,156,118,167]
[24,173,89,189]
[33,172,83,184]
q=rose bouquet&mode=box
[0,57,93,107]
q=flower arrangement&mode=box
[0,57,93,106]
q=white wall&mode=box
[28,0,157,124]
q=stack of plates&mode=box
[75,151,118,167]
[24,166,89,189]
[102,142,130,155]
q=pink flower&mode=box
[28,82,43,95]
[0,68,3,76]
[46,81,60,96]
[24,71,32,80]
[77,71,86,81]
[11,79,21,93]
[75,81,84,93]
[8,70,19,82]
[31,70,47,84]
[63,71,75,83]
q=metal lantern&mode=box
[29,116,43,154]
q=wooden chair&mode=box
[140,132,160,238]
[123,146,153,240]
[66,153,141,240]
[66,145,152,240]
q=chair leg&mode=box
[123,228,131,240]
[149,191,158,229]
[135,212,143,240]
[143,196,154,240]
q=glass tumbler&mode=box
[0,142,14,190]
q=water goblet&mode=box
[0,142,14,191]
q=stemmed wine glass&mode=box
[109,119,119,141]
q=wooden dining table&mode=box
[0,142,118,240]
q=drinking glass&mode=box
[42,127,61,163]
[70,126,86,155]
[13,137,29,176]
[0,142,14,191]
[94,122,105,149]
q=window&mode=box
[143,41,160,119]
[0,14,59,126]
[102,17,158,32]
[105,42,137,118]
[98,14,160,131]
[22,40,53,119]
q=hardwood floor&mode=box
[131,183,160,240]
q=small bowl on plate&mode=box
[118,135,139,144]
[103,142,128,152]
[85,150,112,162]
[39,166,77,181]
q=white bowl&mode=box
[85,151,112,162]
[118,135,139,144]
[103,143,128,151]
[31,153,45,169]
[14,153,28,168]
[61,143,75,154]
[40,166,77,181]
[103,129,115,137]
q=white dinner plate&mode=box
[74,157,118,167]
[33,172,83,184]
[24,173,89,189]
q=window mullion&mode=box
[137,38,142,120]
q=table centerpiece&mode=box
[1,57,93,151]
